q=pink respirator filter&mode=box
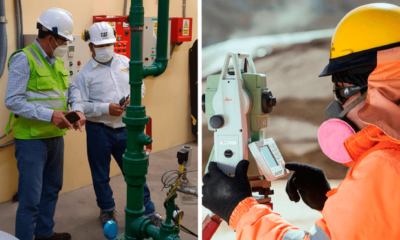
[318,119,355,164]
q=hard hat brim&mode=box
[90,38,117,46]
[319,41,400,77]
[59,33,74,42]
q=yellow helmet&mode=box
[331,3,400,59]
[320,3,400,77]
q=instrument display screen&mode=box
[260,145,279,168]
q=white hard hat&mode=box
[37,8,74,41]
[88,22,116,45]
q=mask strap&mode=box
[53,36,60,47]
[338,91,367,119]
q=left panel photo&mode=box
[0,0,198,239]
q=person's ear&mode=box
[89,43,96,57]
[46,35,54,45]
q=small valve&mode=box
[69,61,73,66]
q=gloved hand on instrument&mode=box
[285,162,331,211]
[202,160,252,223]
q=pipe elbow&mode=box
[142,58,168,78]
[153,61,168,77]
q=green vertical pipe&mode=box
[164,192,176,225]
[123,0,180,239]
[123,0,149,239]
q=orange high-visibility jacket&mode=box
[230,126,400,240]
[229,46,400,240]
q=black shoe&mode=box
[100,209,117,226]
[35,232,71,240]
[148,212,163,227]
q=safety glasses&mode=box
[333,85,367,104]
[56,36,69,46]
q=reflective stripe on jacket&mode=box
[230,126,400,240]
[7,43,70,139]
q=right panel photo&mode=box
[201,1,400,239]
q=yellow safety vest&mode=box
[6,43,70,139]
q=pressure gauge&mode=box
[248,138,289,181]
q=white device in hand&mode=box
[249,138,289,181]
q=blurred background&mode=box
[201,0,400,237]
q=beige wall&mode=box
[0,0,198,203]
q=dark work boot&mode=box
[100,209,117,226]
[34,232,72,240]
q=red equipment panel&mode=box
[171,18,192,43]
[93,15,131,58]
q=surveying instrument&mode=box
[202,52,289,239]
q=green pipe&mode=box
[131,216,179,240]
[142,0,170,78]
[122,0,179,239]
[164,187,176,225]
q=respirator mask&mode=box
[93,45,114,63]
[318,84,367,164]
[50,36,68,58]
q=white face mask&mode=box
[50,36,68,58]
[93,45,114,63]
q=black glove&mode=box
[285,162,331,211]
[202,160,252,223]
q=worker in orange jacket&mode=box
[202,3,400,240]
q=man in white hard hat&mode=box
[4,8,85,240]
[75,22,161,227]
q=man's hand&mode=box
[123,97,130,110]
[285,162,331,211]
[51,110,73,129]
[72,111,86,132]
[202,160,252,223]
[109,103,124,116]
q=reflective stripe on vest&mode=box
[25,90,69,99]
[309,224,331,240]
[27,47,43,68]
[282,225,331,240]
[25,90,69,109]
[283,229,306,240]
[26,99,66,109]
